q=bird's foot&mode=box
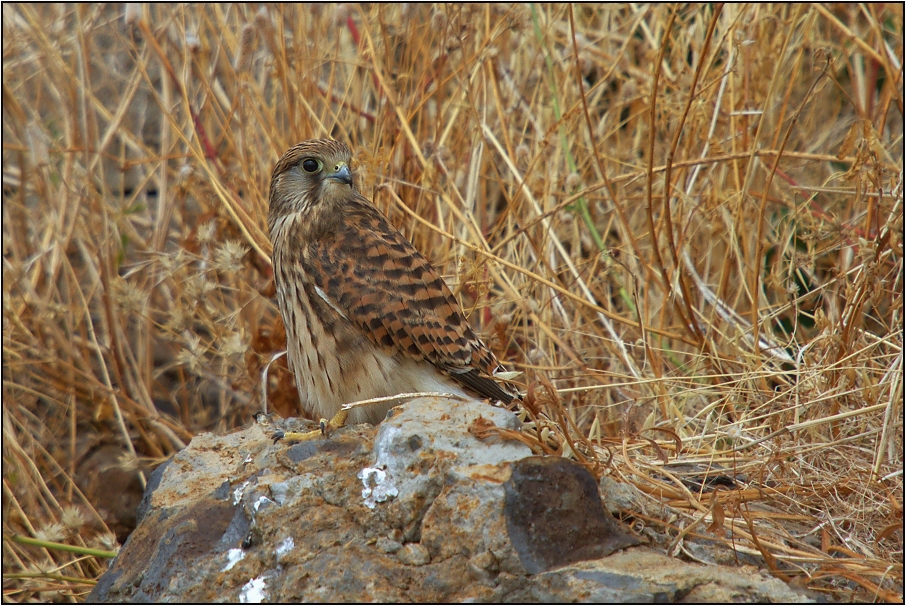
[272,409,349,443]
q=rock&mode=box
[397,543,430,566]
[374,537,402,554]
[504,457,642,573]
[88,396,811,603]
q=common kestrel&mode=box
[268,139,515,430]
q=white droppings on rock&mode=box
[221,548,244,572]
[253,495,275,512]
[275,536,294,558]
[358,467,398,509]
[232,481,250,506]
[239,576,267,603]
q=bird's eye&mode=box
[301,159,320,173]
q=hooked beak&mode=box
[326,162,353,186]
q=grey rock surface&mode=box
[88,396,811,603]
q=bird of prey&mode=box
[267,139,515,434]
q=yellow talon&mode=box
[275,409,350,443]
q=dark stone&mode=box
[504,456,642,574]
[88,497,247,602]
[135,458,171,525]
[212,478,232,501]
[285,436,360,463]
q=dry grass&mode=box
[2,3,903,602]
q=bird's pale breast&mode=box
[273,239,467,425]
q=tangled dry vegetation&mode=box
[2,3,903,602]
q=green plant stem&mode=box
[7,535,117,559]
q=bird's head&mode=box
[268,139,356,231]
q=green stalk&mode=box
[7,535,117,559]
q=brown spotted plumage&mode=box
[268,139,514,425]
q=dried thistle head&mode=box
[214,240,249,274]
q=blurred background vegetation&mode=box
[2,3,902,602]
